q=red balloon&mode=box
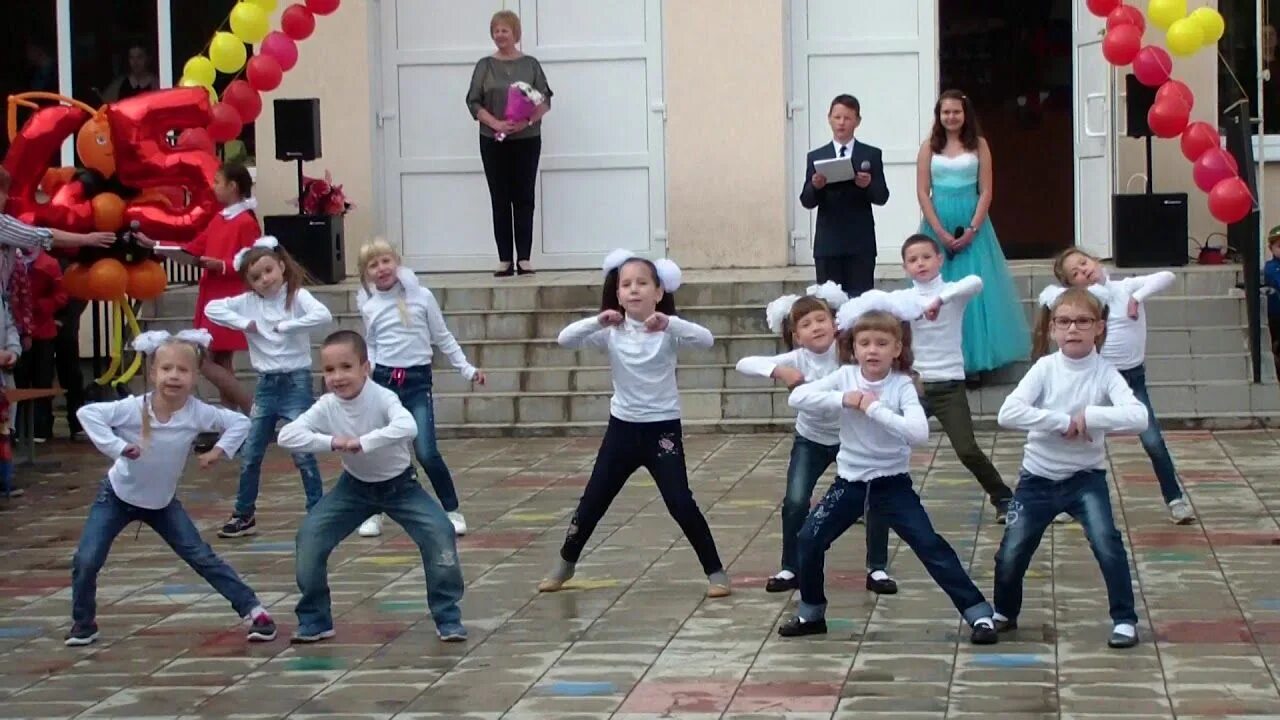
[246,54,284,92]
[36,180,96,232]
[1086,0,1121,17]
[260,32,299,72]
[1,105,90,222]
[1148,98,1190,138]
[222,80,263,123]
[208,103,244,143]
[1155,79,1194,112]
[281,4,316,40]
[1107,5,1146,33]
[1102,24,1143,66]
[1193,147,1239,194]
[305,0,340,15]
[1132,46,1173,87]
[1180,121,1219,162]
[177,127,215,155]
[1208,177,1254,224]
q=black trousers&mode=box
[560,416,724,575]
[1270,313,1280,384]
[479,135,541,264]
[815,254,874,298]
[14,338,56,438]
[54,300,87,435]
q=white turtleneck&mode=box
[788,365,928,482]
[358,277,476,377]
[997,350,1148,480]
[558,314,714,423]
[736,344,841,445]
[204,286,332,373]
[1093,270,1175,371]
[278,379,418,482]
[889,274,983,382]
[220,197,258,219]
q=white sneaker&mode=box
[1053,512,1073,524]
[1168,498,1196,525]
[358,514,383,537]
[448,511,467,536]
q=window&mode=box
[1220,0,1279,141]
[0,3,58,159]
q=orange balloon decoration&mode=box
[62,263,91,301]
[91,192,127,231]
[76,113,115,177]
[125,260,168,300]
[86,258,129,301]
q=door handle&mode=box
[376,110,398,128]
[1083,93,1106,138]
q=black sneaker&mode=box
[995,617,1018,633]
[970,622,999,645]
[218,514,257,538]
[290,628,336,644]
[865,573,898,595]
[1108,628,1139,649]
[64,622,99,647]
[247,614,277,642]
[995,499,1011,524]
[193,432,218,453]
[777,616,827,637]
[765,575,799,593]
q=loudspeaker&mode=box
[273,98,322,161]
[1113,193,1189,268]
[1125,74,1157,138]
[264,214,345,284]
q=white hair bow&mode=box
[763,282,852,334]
[804,281,851,310]
[835,290,922,332]
[132,328,213,354]
[601,248,683,292]
[1037,283,1111,309]
[232,235,281,272]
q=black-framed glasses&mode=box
[1052,316,1097,330]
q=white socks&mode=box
[1113,622,1137,638]
[973,617,994,630]
[773,570,795,581]
[993,612,1009,623]
[869,570,890,581]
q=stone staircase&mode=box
[143,263,1279,436]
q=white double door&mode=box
[377,0,667,271]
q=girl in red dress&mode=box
[184,163,258,413]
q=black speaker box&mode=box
[1113,193,1189,268]
[274,98,322,161]
[264,214,346,284]
[1125,74,1157,139]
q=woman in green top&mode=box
[466,10,553,277]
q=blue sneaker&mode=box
[436,622,468,642]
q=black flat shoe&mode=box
[493,265,515,277]
[765,575,799,593]
[995,618,1018,633]
[516,263,536,276]
[970,622,999,645]
[777,616,827,637]
[865,573,898,595]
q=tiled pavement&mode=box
[2,429,1280,719]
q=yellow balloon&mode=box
[209,31,248,73]
[246,0,277,11]
[179,77,219,104]
[182,56,216,87]
[230,2,271,44]
[1189,6,1225,44]
[1166,17,1203,56]
[1146,0,1187,31]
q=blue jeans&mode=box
[782,435,889,574]
[796,474,992,626]
[373,365,458,512]
[235,369,323,517]
[1118,365,1184,504]
[72,481,260,625]
[294,468,464,635]
[994,469,1137,625]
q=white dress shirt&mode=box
[278,379,418,483]
[357,269,476,377]
[204,287,332,373]
[77,395,250,509]
[736,344,841,445]
[1095,271,1175,371]
[558,315,714,423]
[889,274,983,383]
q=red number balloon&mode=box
[1,105,93,229]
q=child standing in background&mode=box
[1264,232,1280,384]
[0,290,21,497]
[15,249,67,443]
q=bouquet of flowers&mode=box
[496,81,545,141]
[289,170,354,216]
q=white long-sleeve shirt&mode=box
[789,366,928,482]
[1095,271,1175,371]
[77,395,250,509]
[277,379,418,483]
[889,275,982,383]
[204,287,332,373]
[736,344,841,445]
[997,351,1148,480]
[558,314,714,423]
[356,268,476,378]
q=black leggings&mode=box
[560,417,724,575]
[479,135,541,264]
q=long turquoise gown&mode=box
[918,152,1030,373]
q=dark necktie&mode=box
[839,145,848,158]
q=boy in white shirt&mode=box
[278,330,466,643]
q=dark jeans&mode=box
[796,474,992,625]
[994,469,1137,625]
[814,254,874,298]
[14,338,56,438]
[921,381,1012,505]
[372,364,457,512]
[479,135,541,264]
[561,416,724,575]
[1269,314,1280,384]
[54,300,86,435]
[72,481,260,625]
[1117,365,1183,504]
[295,468,464,635]
[235,369,323,517]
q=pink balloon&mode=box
[305,0,340,15]
[1086,0,1121,17]
[246,54,283,92]
[1155,79,1194,112]
[1208,177,1253,224]
[1180,121,1219,163]
[1148,98,1190,139]
[1102,24,1143,66]
[281,4,316,40]
[1107,5,1145,34]
[1193,147,1239,194]
[260,31,299,72]
[1132,46,1173,87]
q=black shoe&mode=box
[865,573,898,595]
[995,499,1011,525]
[493,265,515,277]
[995,618,1018,633]
[764,575,799,593]
[193,432,218,453]
[516,263,536,276]
[1108,628,1139,649]
[64,622,99,647]
[247,613,277,642]
[291,628,336,644]
[218,514,257,538]
[777,616,827,637]
[970,622,999,645]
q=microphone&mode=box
[859,161,870,172]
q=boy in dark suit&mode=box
[800,94,889,297]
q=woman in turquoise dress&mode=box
[916,90,1029,375]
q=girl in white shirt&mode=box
[1051,248,1193,525]
[538,249,730,598]
[353,239,486,539]
[736,282,898,597]
[67,329,274,647]
[204,237,333,538]
[996,286,1148,649]
[780,293,999,645]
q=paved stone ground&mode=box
[1,429,1280,719]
